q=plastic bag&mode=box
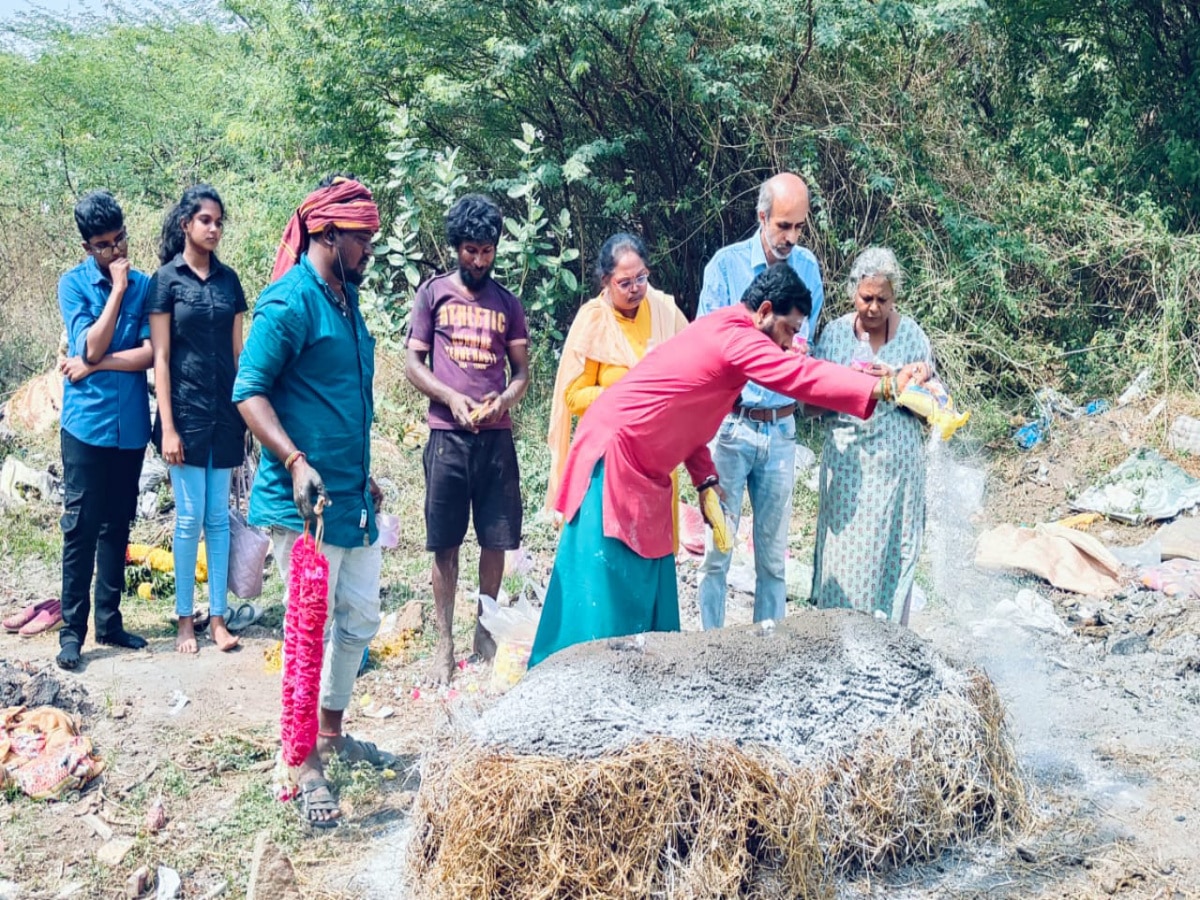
[895,376,970,441]
[479,587,543,692]
[228,508,270,599]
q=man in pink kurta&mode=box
[555,304,878,559]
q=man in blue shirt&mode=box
[695,173,824,629]
[234,175,395,829]
[55,190,153,670]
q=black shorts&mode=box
[423,428,523,551]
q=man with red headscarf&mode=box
[234,175,395,829]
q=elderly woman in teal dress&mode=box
[811,247,933,625]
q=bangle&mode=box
[698,475,719,491]
[284,450,306,471]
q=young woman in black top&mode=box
[149,184,247,653]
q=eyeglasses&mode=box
[88,232,128,261]
[614,273,649,292]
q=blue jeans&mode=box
[169,457,232,618]
[698,413,796,629]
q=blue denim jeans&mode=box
[698,413,796,629]
[169,457,233,618]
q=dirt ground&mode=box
[2,393,1200,899]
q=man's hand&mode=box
[447,393,480,433]
[369,476,383,514]
[473,392,505,427]
[161,428,185,466]
[59,356,96,384]
[291,458,330,522]
[108,257,130,296]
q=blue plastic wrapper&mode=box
[1014,418,1048,450]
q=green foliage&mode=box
[985,0,1200,226]
[360,114,582,350]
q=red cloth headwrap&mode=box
[270,178,381,281]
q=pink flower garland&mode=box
[280,532,329,769]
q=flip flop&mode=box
[322,734,399,769]
[298,777,340,829]
[225,602,263,633]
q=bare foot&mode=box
[175,616,198,654]
[425,637,456,685]
[210,616,240,652]
[473,621,497,662]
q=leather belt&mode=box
[732,402,797,423]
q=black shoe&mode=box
[98,630,147,650]
[57,640,82,670]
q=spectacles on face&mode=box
[88,232,129,261]
[614,273,649,293]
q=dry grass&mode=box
[408,671,1029,900]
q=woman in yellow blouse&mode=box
[546,233,689,533]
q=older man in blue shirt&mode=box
[55,190,153,670]
[696,173,824,629]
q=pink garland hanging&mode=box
[280,523,330,774]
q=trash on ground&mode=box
[0,456,59,506]
[1116,367,1153,407]
[167,690,190,716]
[975,523,1122,595]
[1110,535,1162,568]
[0,705,105,800]
[1156,515,1200,561]
[1139,559,1200,599]
[154,865,182,899]
[993,588,1071,636]
[1168,415,1200,456]
[1071,448,1200,523]
[1054,512,1103,530]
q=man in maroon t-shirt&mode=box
[405,194,531,684]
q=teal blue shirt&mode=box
[232,255,377,548]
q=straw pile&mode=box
[408,610,1029,899]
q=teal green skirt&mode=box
[529,460,679,668]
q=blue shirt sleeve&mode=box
[58,270,96,358]
[232,286,305,403]
[696,254,731,318]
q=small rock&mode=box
[126,866,150,899]
[0,878,22,900]
[396,599,424,635]
[144,798,167,834]
[1109,634,1150,656]
[246,831,301,900]
[1016,845,1037,863]
[95,837,135,867]
[81,813,113,841]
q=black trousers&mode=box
[59,429,144,647]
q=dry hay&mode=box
[407,611,1030,899]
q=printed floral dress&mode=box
[811,313,932,621]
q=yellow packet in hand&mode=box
[896,376,970,441]
[700,488,733,553]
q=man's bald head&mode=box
[756,173,811,263]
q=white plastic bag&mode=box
[480,586,543,691]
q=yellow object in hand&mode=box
[700,487,732,553]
